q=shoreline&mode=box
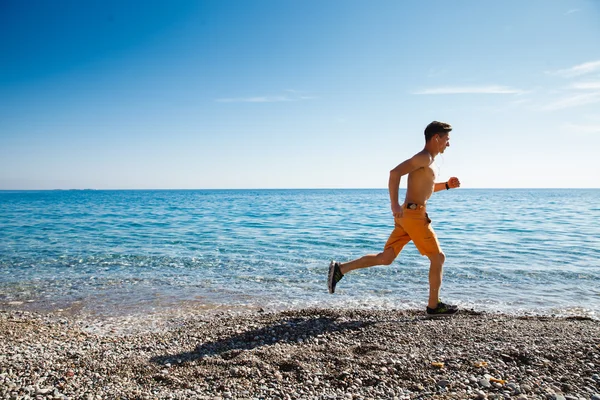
[2,307,599,400]
[1,298,598,337]
[2,291,598,326]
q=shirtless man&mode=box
[328,121,461,316]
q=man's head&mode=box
[424,121,452,154]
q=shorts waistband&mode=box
[403,202,426,210]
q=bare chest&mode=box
[412,164,436,181]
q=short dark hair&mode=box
[424,121,452,141]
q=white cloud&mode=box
[542,92,600,110]
[549,60,600,78]
[565,9,580,15]
[539,67,600,110]
[569,81,600,90]
[412,85,525,95]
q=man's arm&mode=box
[433,177,461,192]
[433,182,448,192]
[389,152,431,216]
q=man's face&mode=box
[437,133,450,153]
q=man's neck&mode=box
[424,144,439,159]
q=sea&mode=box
[0,189,599,320]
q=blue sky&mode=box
[1,0,599,189]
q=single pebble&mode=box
[479,379,492,389]
[436,380,449,388]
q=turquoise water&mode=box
[0,189,599,318]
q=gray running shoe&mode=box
[328,261,344,294]
[426,300,459,318]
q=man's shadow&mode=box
[150,315,374,366]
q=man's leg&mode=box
[339,247,397,274]
[329,222,408,294]
[425,252,445,309]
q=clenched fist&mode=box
[447,177,461,189]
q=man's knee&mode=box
[427,252,445,266]
[378,249,397,266]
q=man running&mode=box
[328,121,461,317]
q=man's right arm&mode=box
[389,152,430,216]
[388,169,403,217]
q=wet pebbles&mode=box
[1,308,599,399]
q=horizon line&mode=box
[1,187,599,191]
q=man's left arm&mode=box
[434,177,461,192]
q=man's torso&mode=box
[405,152,435,205]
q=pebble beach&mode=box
[2,307,599,400]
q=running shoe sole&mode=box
[426,309,459,319]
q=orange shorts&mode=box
[384,205,441,256]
